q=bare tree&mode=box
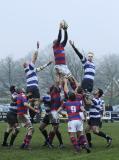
[0,56,25,98]
[95,54,119,105]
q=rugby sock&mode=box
[3,132,10,144]
[9,134,17,146]
[94,131,108,139]
[40,129,48,140]
[9,130,19,146]
[56,130,63,144]
[23,134,29,145]
[86,133,92,144]
[70,136,80,152]
[24,135,32,146]
[49,131,55,144]
[78,135,87,146]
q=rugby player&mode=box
[85,88,112,147]
[53,21,77,91]
[23,43,52,122]
[57,91,90,153]
[16,88,39,149]
[69,40,95,93]
[62,78,90,153]
[39,92,52,147]
[2,86,19,147]
[48,81,64,148]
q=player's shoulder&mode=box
[92,97,99,105]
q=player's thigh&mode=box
[17,114,33,129]
[55,65,71,76]
[91,126,99,133]
[7,112,17,127]
[51,111,60,125]
[76,120,84,132]
[68,120,77,133]
[40,116,49,129]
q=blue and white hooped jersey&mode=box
[82,57,95,80]
[24,62,38,87]
[9,92,18,114]
[89,97,102,118]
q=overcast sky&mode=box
[0,0,119,59]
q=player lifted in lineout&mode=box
[53,20,77,91]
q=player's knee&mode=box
[31,128,35,135]
[28,127,34,135]
[8,127,13,132]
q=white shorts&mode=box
[68,120,83,132]
[17,114,33,129]
[51,110,60,124]
[55,64,71,76]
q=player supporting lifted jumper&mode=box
[57,91,86,153]
[53,20,77,91]
[62,78,90,153]
[47,80,64,148]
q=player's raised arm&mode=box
[37,41,40,51]
[63,78,69,94]
[61,20,68,47]
[57,106,63,113]
[31,41,39,64]
[32,51,38,64]
[83,94,92,107]
[56,22,63,44]
[57,104,67,117]
[36,61,53,72]
[69,40,83,60]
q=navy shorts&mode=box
[7,111,18,126]
[88,117,101,126]
[81,79,93,92]
[26,86,40,98]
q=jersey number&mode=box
[71,106,76,113]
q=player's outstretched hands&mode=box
[62,20,68,30]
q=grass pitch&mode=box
[0,122,119,160]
